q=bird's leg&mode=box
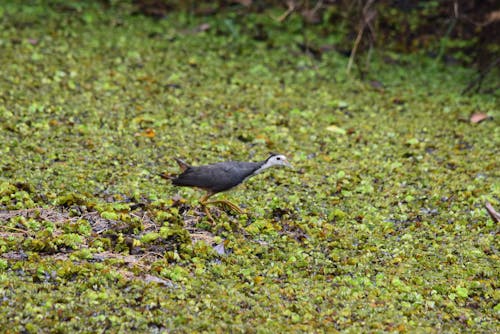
[199,193,244,218]
[199,192,216,222]
[202,205,215,222]
[207,199,244,214]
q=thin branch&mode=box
[347,25,364,74]
[462,57,500,95]
[347,0,376,74]
[485,202,500,223]
[277,0,299,23]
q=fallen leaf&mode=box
[470,112,490,124]
[326,125,346,135]
[134,128,156,138]
[254,275,264,284]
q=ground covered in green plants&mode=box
[0,2,499,333]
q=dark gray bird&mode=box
[167,154,292,220]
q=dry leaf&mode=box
[326,125,346,135]
[470,113,490,124]
[135,128,156,138]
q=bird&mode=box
[166,154,292,221]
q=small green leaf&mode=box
[455,287,469,298]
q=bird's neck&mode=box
[251,160,274,176]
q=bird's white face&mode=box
[250,154,292,175]
[265,154,292,168]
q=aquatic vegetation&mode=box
[0,2,498,332]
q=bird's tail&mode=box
[174,158,190,172]
[157,158,189,180]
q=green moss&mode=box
[0,1,498,332]
[100,211,119,221]
[140,232,161,244]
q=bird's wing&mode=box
[219,161,261,177]
[173,161,261,192]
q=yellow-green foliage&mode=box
[0,1,499,333]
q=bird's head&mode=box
[264,154,292,169]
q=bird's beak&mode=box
[284,159,293,169]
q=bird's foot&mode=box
[199,199,244,222]
[202,205,216,223]
[207,200,244,214]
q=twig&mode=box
[462,57,500,95]
[347,22,365,74]
[435,1,458,65]
[347,0,376,74]
[277,0,298,23]
[0,225,30,235]
[485,202,500,223]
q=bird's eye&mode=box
[276,157,281,160]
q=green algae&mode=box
[0,1,499,333]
